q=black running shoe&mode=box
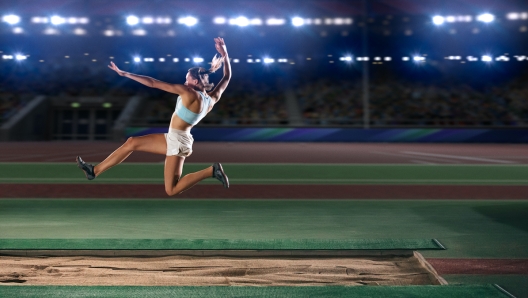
[76,156,95,180]
[212,163,229,188]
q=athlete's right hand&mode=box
[108,61,126,76]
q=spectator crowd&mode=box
[1,60,527,127]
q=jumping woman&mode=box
[76,37,230,195]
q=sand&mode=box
[0,255,440,286]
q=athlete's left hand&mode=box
[214,37,228,58]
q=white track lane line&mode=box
[372,151,461,164]
[401,151,516,164]
[410,160,436,165]
[1,178,527,183]
[0,149,98,162]
[45,151,109,162]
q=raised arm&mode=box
[108,61,188,95]
[208,37,231,102]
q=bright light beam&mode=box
[432,15,445,25]
[126,16,139,26]
[477,13,495,23]
[51,15,65,25]
[292,17,304,27]
[2,14,20,25]
[178,16,198,27]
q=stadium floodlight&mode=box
[193,57,204,63]
[13,27,23,34]
[255,59,261,62]
[507,13,519,20]
[73,28,86,35]
[233,59,240,63]
[132,29,147,36]
[178,16,198,26]
[159,58,165,62]
[495,55,509,61]
[51,15,65,25]
[446,16,456,23]
[230,16,249,27]
[292,17,304,27]
[477,13,495,23]
[144,58,154,62]
[79,17,89,24]
[15,54,27,60]
[43,27,59,35]
[104,29,115,36]
[142,17,154,24]
[184,58,190,62]
[263,58,274,64]
[156,17,171,24]
[402,57,410,61]
[481,55,492,62]
[133,57,141,63]
[68,17,78,24]
[250,18,262,25]
[514,55,526,61]
[432,15,444,25]
[413,56,425,62]
[2,55,14,59]
[340,56,353,62]
[334,18,344,25]
[2,14,20,25]
[384,57,392,61]
[126,15,139,25]
[247,59,253,63]
[266,18,285,25]
[173,58,179,62]
[213,17,226,24]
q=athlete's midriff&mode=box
[169,114,193,132]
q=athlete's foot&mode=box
[76,156,95,180]
[212,163,229,188]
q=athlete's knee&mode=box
[165,187,182,196]
[124,137,137,151]
[165,187,175,196]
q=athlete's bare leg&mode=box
[91,133,214,196]
[94,134,166,177]
[164,155,213,196]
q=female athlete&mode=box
[76,37,230,195]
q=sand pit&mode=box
[0,254,442,286]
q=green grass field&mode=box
[1,162,527,297]
[1,163,528,185]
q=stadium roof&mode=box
[1,0,527,16]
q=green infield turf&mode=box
[0,238,443,250]
[444,275,528,298]
[0,163,527,185]
[1,200,527,258]
[0,285,512,298]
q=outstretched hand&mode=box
[108,61,126,76]
[214,37,228,58]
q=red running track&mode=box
[0,142,527,164]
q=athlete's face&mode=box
[184,72,198,86]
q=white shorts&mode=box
[164,128,194,157]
